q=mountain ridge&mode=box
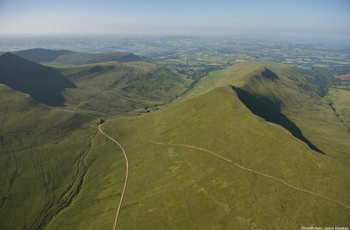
[0,52,76,106]
[1,50,349,229]
[15,48,73,62]
[13,48,142,67]
[97,83,350,229]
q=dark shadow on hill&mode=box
[0,52,76,107]
[14,48,72,63]
[232,86,325,154]
[260,67,279,80]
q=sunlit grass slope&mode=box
[326,81,350,127]
[98,85,350,229]
[47,134,124,230]
[0,85,96,229]
[60,61,192,116]
[183,62,350,166]
[237,64,350,166]
[46,61,350,229]
[0,52,192,229]
[2,59,349,229]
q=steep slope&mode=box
[184,62,350,166]
[326,79,350,128]
[54,85,349,229]
[0,52,190,229]
[14,48,142,67]
[237,64,350,166]
[0,52,76,106]
[0,84,97,229]
[60,61,192,116]
[2,59,349,229]
[14,48,73,63]
[47,63,350,229]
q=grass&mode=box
[60,61,192,116]
[97,85,350,229]
[46,134,124,230]
[0,56,191,229]
[0,84,96,229]
[0,52,76,106]
[184,61,350,166]
[42,51,141,67]
[1,58,350,229]
[14,48,141,67]
[326,82,350,127]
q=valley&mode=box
[0,40,350,229]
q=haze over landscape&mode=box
[0,0,350,38]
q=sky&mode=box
[0,0,349,38]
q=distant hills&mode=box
[0,52,76,106]
[14,48,73,63]
[0,50,189,114]
[14,48,142,66]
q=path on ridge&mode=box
[98,125,129,230]
[151,141,350,210]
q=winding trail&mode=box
[151,141,350,210]
[98,125,129,230]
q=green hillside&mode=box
[0,52,191,229]
[0,51,191,116]
[60,61,192,116]
[90,85,349,229]
[182,62,350,166]
[326,79,350,128]
[236,64,350,167]
[1,58,349,229]
[0,84,97,229]
[0,52,76,106]
[48,62,350,229]
[15,48,142,67]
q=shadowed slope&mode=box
[0,52,76,106]
[260,66,279,80]
[233,66,326,153]
[15,48,72,63]
[181,61,349,164]
[232,86,324,153]
[0,82,97,229]
[14,48,142,67]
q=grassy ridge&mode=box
[0,52,76,107]
[0,55,192,229]
[60,61,192,116]
[1,59,349,229]
[14,49,72,63]
[182,62,350,166]
[240,63,350,167]
[98,85,350,229]
[14,48,141,67]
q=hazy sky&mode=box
[0,0,349,38]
